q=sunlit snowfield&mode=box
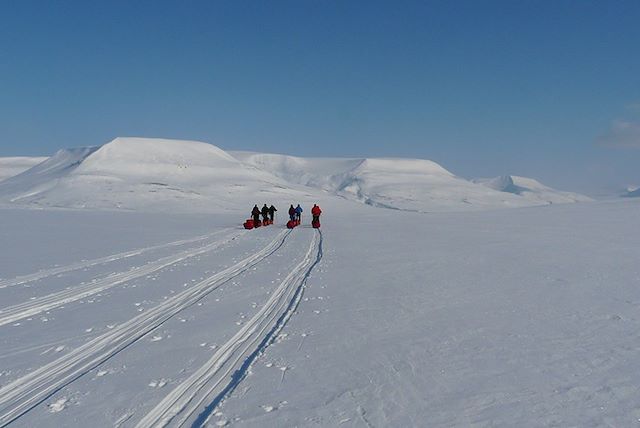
[1,198,639,427]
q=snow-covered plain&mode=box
[1,138,638,427]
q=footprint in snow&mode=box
[48,397,68,413]
[150,335,163,342]
[148,379,168,388]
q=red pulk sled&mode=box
[243,219,254,230]
[286,219,301,229]
[312,220,321,229]
[263,219,272,226]
[254,219,262,228]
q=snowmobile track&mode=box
[0,229,291,427]
[136,230,323,428]
[0,228,234,290]
[0,230,246,328]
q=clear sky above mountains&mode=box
[1,0,639,194]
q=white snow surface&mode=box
[473,175,592,204]
[0,157,48,182]
[0,138,320,212]
[0,136,621,427]
[232,151,589,211]
[0,138,589,213]
[1,199,639,427]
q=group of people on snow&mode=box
[250,203,322,225]
[251,204,277,224]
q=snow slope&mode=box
[0,157,48,182]
[0,199,639,427]
[233,152,588,212]
[0,138,321,212]
[473,175,592,204]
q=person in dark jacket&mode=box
[261,204,269,222]
[295,204,303,221]
[268,205,277,222]
[251,205,261,224]
[288,204,296,221]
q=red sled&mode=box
[243,219,254,229]
[312,220,321,229]
[263,219,272,226]
[286,220,296,229]
[254,219,262,228]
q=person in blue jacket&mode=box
[295,204,303,222]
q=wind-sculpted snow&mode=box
[0,229,290,427]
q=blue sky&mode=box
[1,0,639,194]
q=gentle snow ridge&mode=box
[0,157,48,182]
[473,175,592,204]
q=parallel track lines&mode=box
[0,230,290,427]
[137,230,323,428]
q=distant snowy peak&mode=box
[473,175,591,204]
[625,187,640,197]
[0,156,48,182]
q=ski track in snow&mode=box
[136,230,323,428]
[0,229,291,427]
[0,230,246,327]
[0,229,233,290]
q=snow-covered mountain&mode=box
[0,157,48,182]
[232,152,589,211]
[0,138,590,213]
[624,186,640,197]
[0,138,318,212]
[472,175,592,204]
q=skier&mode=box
[268,204,277,222]
[295,204,303,222]
[261,204,269,224]
[311,204,322,223]
[288,204,296,221]
[251,205,261,225]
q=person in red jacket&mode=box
[311,204,322,224]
